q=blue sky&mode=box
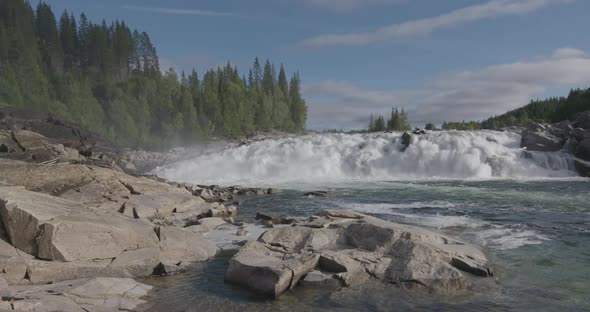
[45,0,590,129]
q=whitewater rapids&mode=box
[155,131,578,185]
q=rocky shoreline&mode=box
[1,111,496,311]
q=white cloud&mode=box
[302,0,403,12]
[123,5,234,17]
[300,0,569,48]
[552,47,586,59]
[304,80,405,105]
[306,48,590,129]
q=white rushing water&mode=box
[155,131,578,185]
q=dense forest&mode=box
[441,121,481,131]
[481,88,590,129]
[0,0,307,147]
[367,107,411,132]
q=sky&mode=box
[45,0,590,129]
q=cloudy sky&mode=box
[47,0,590,129]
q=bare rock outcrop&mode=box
[225,210,494,298]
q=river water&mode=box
[141,132,590,312]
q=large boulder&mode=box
[0,186,85,254]
[36,213,159,262]
[225,210,494,298]
[224,241,319,298]
[574,139,590,177]
[572,111,590,129]
[520,130,565,152]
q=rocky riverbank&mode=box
[0,111,497,311]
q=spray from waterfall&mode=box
[154,131,578,186]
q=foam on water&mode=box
[477,227,551,250]
[155,131,578,185]
[335,201,457,212]
[342,201,550,250]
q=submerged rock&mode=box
[225,210,494,298]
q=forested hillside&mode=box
[481,88,590,129]
[0,0,307,147]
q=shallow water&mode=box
[140,180,590,312]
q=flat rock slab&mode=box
[2,277,152,312]
[225,210,494,298]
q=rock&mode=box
[548,121,573,138]
[156,226,218,274]
[36,213,159,262]
[301,270,340,288]
[225,210,494,298]
[572,111,590,129]
[520,130,565,152]
[575,139,590,161]
[67,277,152,300]
[2,277,152,312]
[315,209,364,219]
[208,205,237,218]
[3,257,28,284]
[24,259,111,285]
[0,186,86,255]
[236,227,248,236]
[0,160,220,221]
[224,241,319,298]
[526,122,546,133]
[401,132,412,149]
[304,191,330,197]
[572,128,590,142]
[413,129,427,135]
[255,212,296,225]
[11,294,85,312]
[0,273,7,290]
[574,139,590,177]
[198,217,228,230]
[105,247,160,278]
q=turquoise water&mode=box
[140,179,590,312]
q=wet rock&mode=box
[304,191,330,197]
[225,210,494,298]
[237,227,249,236]
[521,130,565,152]
[572,111,590,129]
[255,212,296,225]
[401,132,412,150]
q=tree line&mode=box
[481,88,590,129]
[367,107,411,132]
[0,0,307,147]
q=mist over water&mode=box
[155,131,578,185]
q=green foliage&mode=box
[425,123,436,130]
[0,0,308,148]
[481,88,590,129]
[441,121,481,130]
[368,107,410,132]
[386,107,411,131]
